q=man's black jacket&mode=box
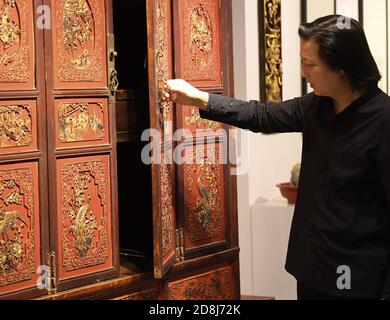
[200,87,390,298]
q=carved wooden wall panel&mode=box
[55,98,109,149]
[183,143,227,250]
[175,0,222,88]
[51,0,107,89]
[0,100,37,154]
[167,265,235,300]
[0,162,41,295]
[0,0,35,91]
[56,155,113,281]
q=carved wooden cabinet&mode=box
[0,0,239,300]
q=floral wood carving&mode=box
[182,0,221,85]
[61,159,109,271]
[161,160,175,259]
[186,148,224,244]
[0,165,37,287]
[156,0,172,129]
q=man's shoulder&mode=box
[370,89,390,114]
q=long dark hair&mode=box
[299,15,381,91]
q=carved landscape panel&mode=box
[55,98,109,149]
[51,0,107,89]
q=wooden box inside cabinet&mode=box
[0,0,239,300]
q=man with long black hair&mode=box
[162,15,390,300]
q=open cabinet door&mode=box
[173,0,235,260]
[147,0,177,278]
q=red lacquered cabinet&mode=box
[0,0,239,300]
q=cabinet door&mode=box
[148,0,237,275]
[147,0,178,278]
[0,0,50,299]
[173,0,237,259]
[44,0,119,292]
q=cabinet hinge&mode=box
[175,228,185,262]
[46,251,57,295]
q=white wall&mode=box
[232,0,302,296]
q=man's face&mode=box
[300,39,343,96]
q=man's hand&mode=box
[161,79,209,111]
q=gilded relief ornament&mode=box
[61,160,109,271]
[64,0,93,68]
[0,167,36,285]
[68,172,97,258]
[264,0,282,102]
[185,108,221,130]
[57,0,104,82]
[156,0,171,130]
[183,1,219,82]
[190,4,212,68]
[0,105,33,148]
[0,2,20,50]
[161,161,174,258]
[186,150,223,243]
[0,0,30,83]
[58,102,104,143]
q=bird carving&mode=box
[195,178,212,230]
[0,210,27,236]
[70,203,94,258]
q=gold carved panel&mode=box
[55,98,109,149]
[260,0,282,102]
[0,100,37,154]
[52,0,107,89]
[167,266,235,300]
[184,144,226,250]
[0,162,41,295]
[0,0,35,90]
[57,156,113,280]
[176,0,222,87]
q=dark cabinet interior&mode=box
[113,0,153,273]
